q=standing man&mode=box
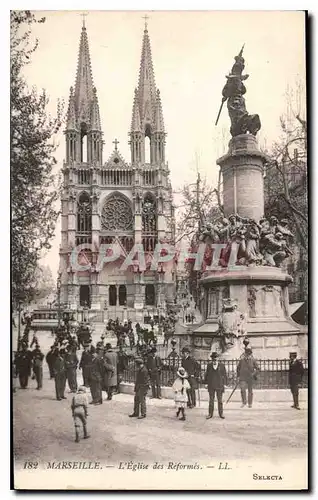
[289,352,304,410]
[181,347,200,408]
[65,345,78,393]
[146,347,162,399]
[32,344,44,390]
[129,358,150,419]
[15,342,32,389]
[236,347,259,408]
[46,345,57,379]
[79,343,95,388]
[117,345,129,393]
[89,348,104,405]
[103,343,118,401]
[53,348,67,401]
[204,352,227,419]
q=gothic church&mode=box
[59,20,176,318]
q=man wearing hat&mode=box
[53,348,67,401]
[65,345,79,393]
[236,348,259,408]
[46,345,57,379]
[181,347,200,408]
[71,386,90,443]
[129,357,150,419]
[289,352,304,410]
[204,352,227,419]
[146,347,162,399]
[15,342,32,389]
[32,344,44,390]
[103,343,118,401]
[79,343,95,387]
[89,348,104,405]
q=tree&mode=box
[175,173,223,245]
[264,80,307,306]
[175,173,223,307]
[33,265,55,302]
[11,11,63,308]
[264,81,307,249]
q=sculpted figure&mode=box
[217,300,247,353]
[219,47,261,137]
[263,232,292,267]
[245,221,263,265]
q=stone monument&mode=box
[193,47,307,359]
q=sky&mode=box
[20,10,306,278]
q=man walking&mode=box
[237,347,259,408]
[204,352,227,419]
[53,348,67,401]
[65,345,78,393]
[289,352,304,410]
[103,343,118,401]
[146,347,162,399]
[129,358,149,419]
[181,347,200,408]
[32,344,44,390]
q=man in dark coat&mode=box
[103,343,118,400]
[53,348,67,400]
[65,346,78,393]
[289,352,304,410]
[181,347,200,408]
[146,347,162,399]
[237,348,259,408]
[32,345,44,390]
[46,345,57,379]
[79,343,95,387]
[204,352,227,419]
[15,343,32,389]
[117,345,129,393]
[89,348,104,405]
[129,358,150,419]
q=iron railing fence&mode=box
[122,358,308,389]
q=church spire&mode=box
[137,22,157,128]
[65,22,103,164]
[74,23,97,128]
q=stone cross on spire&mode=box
[81,12,88,27]
[142,14,149,29]
[112,138,120,151]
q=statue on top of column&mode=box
[215,45,261,137]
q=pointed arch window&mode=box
[77,192,92,232]
[142,194,157,233]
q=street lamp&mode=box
[57,272,62,329]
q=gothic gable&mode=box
[103,149,129,169]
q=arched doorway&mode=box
[145,284,155,306]
[119,285,127,306]
[109,285,117,306]
[80,285,90,308]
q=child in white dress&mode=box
[172,367,190,421]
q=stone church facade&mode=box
[59,21,176,317]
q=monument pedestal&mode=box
[194,266,306,359]
[193,134,307,360]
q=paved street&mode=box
[14,366,307,467]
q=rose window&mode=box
[101,195,133,231]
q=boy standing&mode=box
[71,386,90,443]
